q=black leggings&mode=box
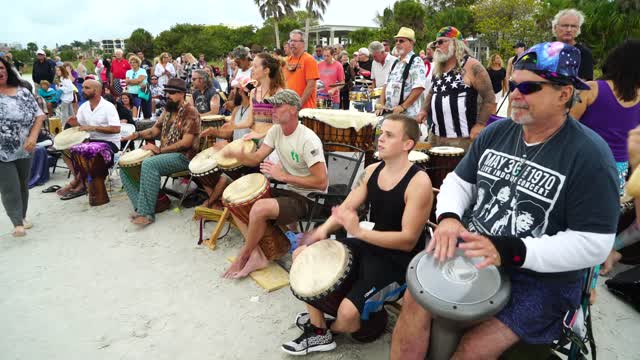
[0,158,32,227]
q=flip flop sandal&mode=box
[42,185,61,193]
[60,189,87,200]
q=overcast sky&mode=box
[2,0,395,49]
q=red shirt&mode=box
[111,58,131,80]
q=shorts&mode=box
[339,238,410,320]
[496,271,583,344]
[272,188,311,225]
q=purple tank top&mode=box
[580,80,640,162]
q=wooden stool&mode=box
[193,206,237,249]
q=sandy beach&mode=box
[1,169,639,359]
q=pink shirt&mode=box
[318,60,345,103]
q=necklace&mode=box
[239,105,249,119]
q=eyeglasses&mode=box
[435,39,451,46]
[191,77,203,81]
[508,80,554,95]
[395,39,406,44]
[558,24,579,30]
[288,39,304,43]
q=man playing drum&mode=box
[282,114,432,355]
[222,90,328,279]
[57,79,121,200]
[120,78,201,226]
[391,42,619,359]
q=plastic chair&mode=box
[108,123,137,191]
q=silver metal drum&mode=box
[406,249,511,360]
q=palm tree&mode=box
[255,0,298,49]
[303,0,330,46]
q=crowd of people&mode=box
[1,6,639,358]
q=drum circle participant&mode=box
[58,79,121,201]
[120,78,201,226]
[221,89,328,279]
[282,114,432,355]
[390,42,619,359]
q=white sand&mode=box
[1,170,639,359]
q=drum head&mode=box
[215,139,257,168]
[408,150,429,163]
[428,146,465,156]
[298,109,378,130]
[290,240,350,298]
[222,173,267,204]
[201,115,226,122]
[54,127,90,150]
[407,249,510,322]
[119,149,153,166]
[189,147,219,174]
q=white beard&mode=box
[433,46,453,63]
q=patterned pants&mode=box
[120,153,189,219]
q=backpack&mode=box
[605,265,640,310]
[389,54,420,105]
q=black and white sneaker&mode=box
[295,312,335,330]
[281,323,336,355]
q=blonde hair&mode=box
[40,80,50,87]
[183,53,197,64]
[489,53,503,68]
[159,52,170,64]
[128,55,141,65]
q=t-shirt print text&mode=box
[478,150,564,199]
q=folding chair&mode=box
[108,123,137,191]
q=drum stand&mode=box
[193,206,237,249]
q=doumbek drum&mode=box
[222,173,290,260]
[289,239,389,343]
[426,146,465,189]
[406,249,511,360]
[189,147,221,187]
[215,139,258,180]
[69,142,113,206]
[118,149,153,185]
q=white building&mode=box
[101,39,128,53]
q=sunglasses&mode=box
[435,39,451,46]
[508,80,554,95]
[164,90,179,95]
[395,39,406,44]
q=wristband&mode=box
[487,235,527,268]
[436,212,461,224]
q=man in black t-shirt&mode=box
[391,42,618,359]
[282,115,432,356]
[189,69,220,116]
[552,8,594,80]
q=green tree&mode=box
[255,0,297,50]
[255,16,303,49]
[302,0,329,46]
[126,28,154,57]
[26,42,38,53]
[393,0,427,36]
[472,0,546,61]
[71,40,84,49]
[425,6,476,40]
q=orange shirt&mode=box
[284,52,319,109]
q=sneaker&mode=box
[281,323,336,356]
[295,312,335,330]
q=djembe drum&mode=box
[118,149,153,185]
[69,142,113,206]
[426,146,465,189]
[290,239,389,343]
[189,147,221,187]
[222,173,290,260]
[53,127,90,160]
[200,114,229,149]
[406,249,511,360]
[215,139,258,180]
[298,109,377,152]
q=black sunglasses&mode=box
[164,90,179,95]
[435,39,450,46]
[508,80,554,95]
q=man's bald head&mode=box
[82,79,103,100]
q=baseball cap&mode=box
[264,89,301,110]
[358,48,370,57]
[36,49,46,55]
[513,41,526,49]
[514,42,590,90]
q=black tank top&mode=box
[365,162,427,260]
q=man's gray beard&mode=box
[433,47,453,63]
[510,109,535,125]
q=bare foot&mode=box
[131,215,153,226]
[223,255,248,279]
[12,226,26,237]
[233,247,270,279]
[56,183,75,196]
[600,250,622,275]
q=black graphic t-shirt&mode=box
[192,87,217,114]
[456,118,618,243]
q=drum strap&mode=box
[389,54,419,106]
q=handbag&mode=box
[130,69,150,101]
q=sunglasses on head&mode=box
[508,80,554,95]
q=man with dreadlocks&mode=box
[416,26,496,151]
[120,78,201,226]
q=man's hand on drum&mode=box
[67,116,79,127]
[221,122,235,131]
[458,231,502,269]
[427,218,466,261]
[121,132,136,142]
[78,125,96,132]
[416,109,427,124]
[260,160,285,181]
[142,143,160,155]
[331,206,361,237]
[200,127,216,138]
[242,132,263,142]
[300,227,328,247]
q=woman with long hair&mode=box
[0,56,46,236]
[182,53,199,89]
[570,39,640,275]
[64,61,81,112]
[120,92,138,120]
[153,52,176,88]
[55,65,75,126]
[486,53,507,102]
